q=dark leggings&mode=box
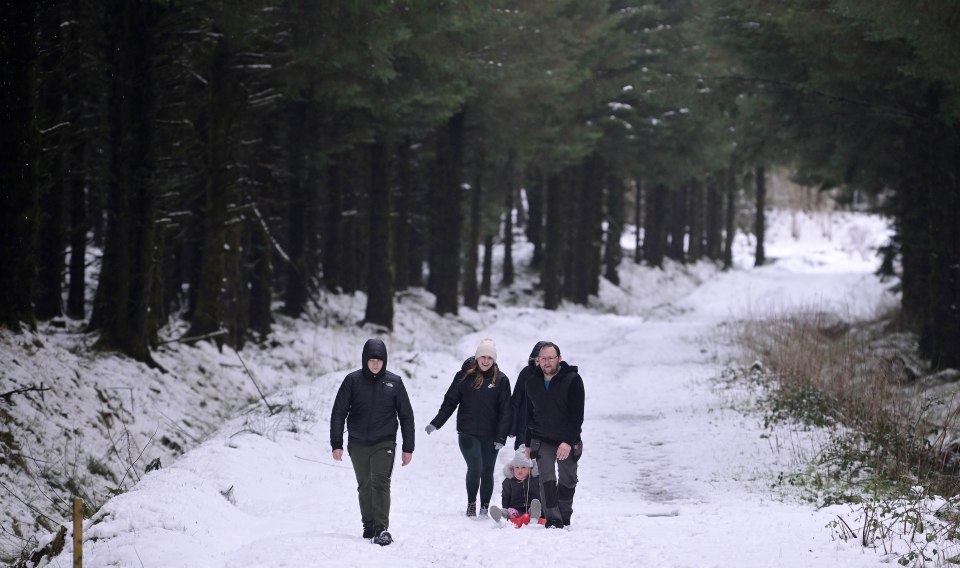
[458,433,498,506]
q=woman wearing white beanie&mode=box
[425,338,512,519]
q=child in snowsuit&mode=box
[490,448,542,527]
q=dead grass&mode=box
[734,308,960,565]
[736,307,960,497]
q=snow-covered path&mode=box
[53,211,898,567]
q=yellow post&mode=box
[73,498,82,568]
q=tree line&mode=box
[1,0,957,370]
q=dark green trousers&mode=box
[348,440,397,532]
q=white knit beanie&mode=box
[475,338,497,361]
[508,449,533,469]
[503,447,537,478]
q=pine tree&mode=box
[0,0,40,330]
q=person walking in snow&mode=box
[509,341,547,450]
[490,447,542,527]
[524,341,584,529]
[425,338,512,519]
[330,338,415,546]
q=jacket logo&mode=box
[384,383,395,388]
[487,384,495,389]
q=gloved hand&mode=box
[494,442,504,451]
[425,424,437,435]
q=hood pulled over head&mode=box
[361,338,388,378]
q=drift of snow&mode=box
[14,209,909,567]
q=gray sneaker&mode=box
[529,499,541,522]
[466,501,477,517]
[489,505,503,522]
[478,506,489,519]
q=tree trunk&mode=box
[705,176,723,262]
[722,166,737,271]
[463,165,481,310]
[404,141,427,289]
[394,138,412,291]
[501,149,516,287]
[66,148,88,320]
[88,0,162,365]
[754,164,766,267]
[34,6,68,321]
[188,36,236,342]
[666,184,686,263]
[283,104,311,315]
[339,146,364,295]
[0,1,40,330]
[481,235,493,297]
[634,179,643,263]
[246,152,274,337]
[364,138,395,329]
[604,174,623,285]
[688,178,704,262]
[322,159,343,293]
[527,165,544,269]
[644,184,667,268]
[573,155,603,303]
[432,111,465,315]
[542,173,563,309]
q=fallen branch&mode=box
[157,329,228,345]
[1,384,51,403]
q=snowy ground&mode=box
[10,209,907,567]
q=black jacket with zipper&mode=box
[330,339,415,453]
[524,361,584,448]
[501,474,541,512]
[429,361,512,446]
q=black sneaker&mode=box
[466,502,477,517]
[362,527,374,539]
[372,528,393,546]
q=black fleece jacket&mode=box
[524,361,584,448]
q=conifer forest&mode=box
[1,1,958,369]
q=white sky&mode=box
[9,209,923,567]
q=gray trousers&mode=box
[531,438,583,525]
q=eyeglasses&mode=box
[537,355,558,362]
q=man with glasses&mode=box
[523,342,584,529]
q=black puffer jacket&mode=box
[330,339,415,453]
[524,361,584,448]
[429,359,512,445]
[501,472,540,512]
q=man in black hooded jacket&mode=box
[524,341,584,529]
[331,338,415,546]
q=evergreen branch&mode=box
[694,73,925,121]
